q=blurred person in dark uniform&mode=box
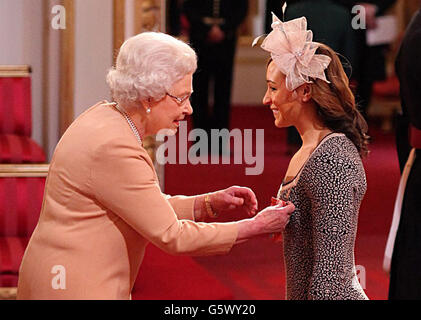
[168,0,183,36]
[335,0,397,119]
[182,0,248,155]
[384,6,421,300]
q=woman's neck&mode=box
[117,102,149,139]
[299,127,333,149]
[294,104,332,148]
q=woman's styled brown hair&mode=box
[310,43,370,158]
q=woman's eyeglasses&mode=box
[166,92,192,105]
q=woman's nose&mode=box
[262,91,271,106]
[184,99,193,115]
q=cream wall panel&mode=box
[74,0,113,117]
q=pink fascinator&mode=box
[254,13,332,91]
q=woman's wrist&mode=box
[194,192,218,221]
[235,217,260,243]
[193,195,206,221]
[193,193,218,221]
[204,193,218,218]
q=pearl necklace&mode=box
[112,102,143,146]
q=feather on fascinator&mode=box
[253,13,332,91]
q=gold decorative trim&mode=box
[0,164,49,177]
[113,0,125,63]
[0,287,17,300]
[134,0,161,34]
[0,65,31,77]
[42,0,51,158]
[0,65,31,72]
[59,0,75,136]
[0,72,30,77]
[134,0,143,35]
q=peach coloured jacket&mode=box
[17,101,238,300]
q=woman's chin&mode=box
[274,119,286,128]
[157,128,177,136]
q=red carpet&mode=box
[139,106,400,300]
[132,245,233,300]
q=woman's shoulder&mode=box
[70,102,139,145]
[314,134,360,161]
[299,135,364,193]
[305,134,363,178]
[55,101,152,165]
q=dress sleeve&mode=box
[304,153,359,299]
[90,137,238,256]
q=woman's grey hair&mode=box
[106,32,197,105]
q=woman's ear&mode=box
[300,84,312,103]
[139,98,152,113]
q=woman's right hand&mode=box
[235,202,295,242]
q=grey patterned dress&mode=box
[278,133,369,300]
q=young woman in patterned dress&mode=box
[258,14,370,299]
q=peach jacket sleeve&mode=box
[90,136,238,256]
[161,193,196,221]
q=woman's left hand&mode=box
[210,186,258,217]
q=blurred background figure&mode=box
[283,0,357,71]
[182,0,249,155]
[139,0,160,32]
[168,0,184,36]
[333,0,397,120]
[384,4,421,300]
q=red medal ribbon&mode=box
[410,125,421,149]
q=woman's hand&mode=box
[235,202,295,243]
[209,186,258,217]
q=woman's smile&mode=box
[173,116,185,127]
[271,108,280,116]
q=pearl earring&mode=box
[146,108,151,114]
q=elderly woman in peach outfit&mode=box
[17,32,294,300]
